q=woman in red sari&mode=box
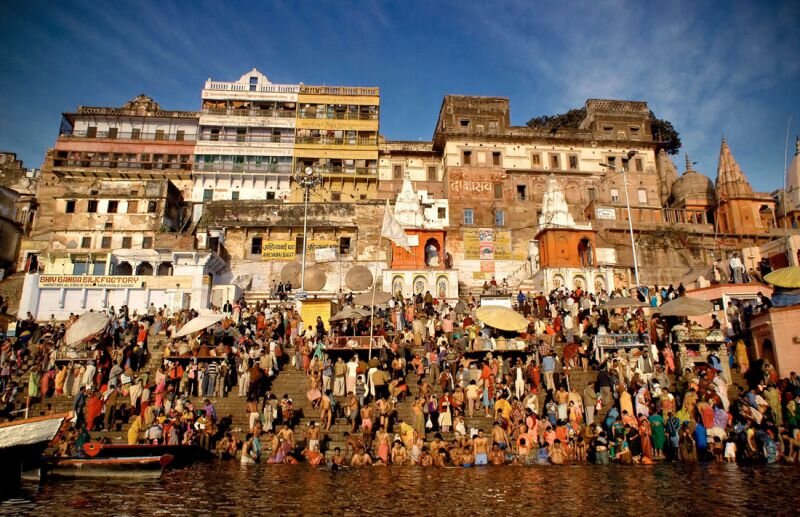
[85,391,103,431]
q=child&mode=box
[712,436,724,463]
[724,436,737,463]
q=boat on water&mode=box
[82,442,215,466]
[44,454,173,480]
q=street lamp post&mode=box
[600,150,641,293]
[293,166,323,294]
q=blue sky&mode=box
[1,0,797,192]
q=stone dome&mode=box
[671,171,716,205]
[670,154,716,206]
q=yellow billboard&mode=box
[261,240,339,261]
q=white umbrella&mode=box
[353,291,393,306]
[65,312,110,346]
[173,314,225,338]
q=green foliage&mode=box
[649,110,682,155]
[526,108,587,130]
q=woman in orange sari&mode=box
[638,415,653,460]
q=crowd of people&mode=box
[3,280,799,469]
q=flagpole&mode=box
[368,235,382,361]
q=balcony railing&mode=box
[198,163,292,174]
[201,108,296,118]
[198,134,295,144]
[60,130,196,142]
[297,111,379,120]
[54,160,192,171]
[297,166,377,176]
[203,81,301,94]
[295,136,377,146]
[299,85,379,96]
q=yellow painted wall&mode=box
[295,118,379,131]
[293,148,378,160]
[300,299,333,331]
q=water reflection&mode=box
[3,463,799,515]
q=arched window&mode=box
[116,261,133,276]
[424,238,441,267]
[157,262,173,276]
[136,261,154,276]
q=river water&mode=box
[2,462,799,516]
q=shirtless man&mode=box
[419,447,434,467]
[491,421,510,451]
[306,421,321,452]
[488,443,506,465]
[343,432,364,461]
[377,397,393,431]
[375,428,391,464]
[345,392,360,432]
[429,433,445,465]
[473,429,489,466]
[277,424,295,450]
[319,390,333,432]
[391,441,408,465]
[360,403,374,448]
[549,439,566,465]
[330,447,346,467]
[460,444,475,467]
[350,446,372,466]
[465,381,481,417]
[433,448,448,467]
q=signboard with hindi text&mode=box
[463,229,512,260]
[261,239,339,261]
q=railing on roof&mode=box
[203,81,301,94]
[201,108,296,118]
[299,85,380,96]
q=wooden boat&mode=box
[44,454,173,480]
[83,443,214,466]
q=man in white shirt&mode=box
[729,253,744,284]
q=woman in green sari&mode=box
[648,413,666,458]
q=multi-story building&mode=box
[17,96,226,318]
[196,71,383,295]
[292,84,380,202]
[193,69,297,209]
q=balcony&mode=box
[295,136,377,146]
[299,85,379,96]
[201,108,296,118]
[59,129,196,142]
[53,159,192,171]
[297,166,377,176]
[297,111,379,120]
[198,163,292,174]
[203,81,300,94]
[198,134,295,144]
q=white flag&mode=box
[381,200,411,252]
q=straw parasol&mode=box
[475,305,529,332]
[345,265,373,291]
[173,314,225,338]
[657,296,714,317]
[353,291,393,306]
[330,306,369,322]
[280,261,302,284]
[599,296,649,310]
[65,312,110,346]
[764,266,800,288]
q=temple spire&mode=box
[684,153,692,173]
[716,137,753,199]
[657,149,678,205]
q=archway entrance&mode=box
[424,238,441,267]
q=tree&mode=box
[649,110,682,155]
[526,108,587,131]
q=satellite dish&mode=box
[280,261,302,284]
[345,265,373,291]
[304,266,327,291]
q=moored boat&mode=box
[44,454,173,480]
[83,443,214,466]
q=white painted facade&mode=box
[18,251,226,320]
[194,69,300,203]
